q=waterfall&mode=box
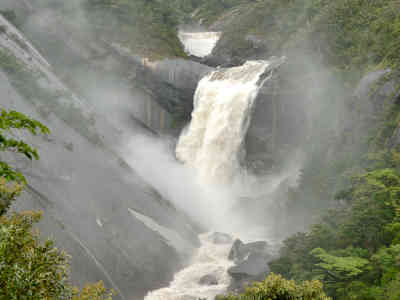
[178,31,221,57]
[143,59,285,300]
[176,60,275,185]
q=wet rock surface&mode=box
[228,239,246,262]
[0,15,201,300]
[227,239,272,292]
[229,240,269,262]
[228,252,270,278]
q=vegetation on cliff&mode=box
[269,154,400,299]
[0,109,49,214]
[174,0,400,299]
[189,0,400,72]
[83,0,186,59]
[3,0,400,299]
[218,273,330,300]
[2,0,187,59]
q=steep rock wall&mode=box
[0,14,200,300]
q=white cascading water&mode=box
[144,233,234,300]
[178,31,221,57]
[176,60,273,185]
[144,60,276,300]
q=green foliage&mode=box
[217,273,330,300]
[0,109,49,160]
[189,0,249,25]
[0,108,49,214]
[0,10,17,26]
[267,90,400,298]
[192,0,400,74]
[0,177,23,217]
[270,165,400,298]
[316,0,400,70]
[166,1,400,299]
[0,211,113,300]
[0,211,70,299]
[372,244,400,285]
[83,0,186,59]
[0,106,112,298]
[72,281,113,300]
[311,247,370,282]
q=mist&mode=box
[121,134,237,231]
[2,0,354,243]
[0,1,375,299]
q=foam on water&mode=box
[176,61,272,185]
[143,59,284,299]
[144,233,234,300]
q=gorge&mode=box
[1,1,400,300]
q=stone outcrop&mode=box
[227,239,273,292]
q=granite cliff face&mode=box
[0,13,201,300]
[2,1,400,299]
[0,0,212,133]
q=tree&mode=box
[217,273,330,300]
[0,109,49,214]
[311,248,370,282]
[0,211,113,300]
[0,108,113,299]
[0,211,70,299]
[310,247,371,297]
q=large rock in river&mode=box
[227,239,272,292]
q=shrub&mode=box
[217,273,330,300]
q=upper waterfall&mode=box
[176,60,281,184]
[178,31,221,57]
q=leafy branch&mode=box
[0,108,49,213]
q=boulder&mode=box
[227,239,273,293]
[228,239,269,263]
[199,274,218,286]
[228,252,270,279]
[228,239,245,262]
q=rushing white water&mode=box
[178,31,221,57]
[176,60,273,185]
[144,232,234,300]
[141,59,284,300]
